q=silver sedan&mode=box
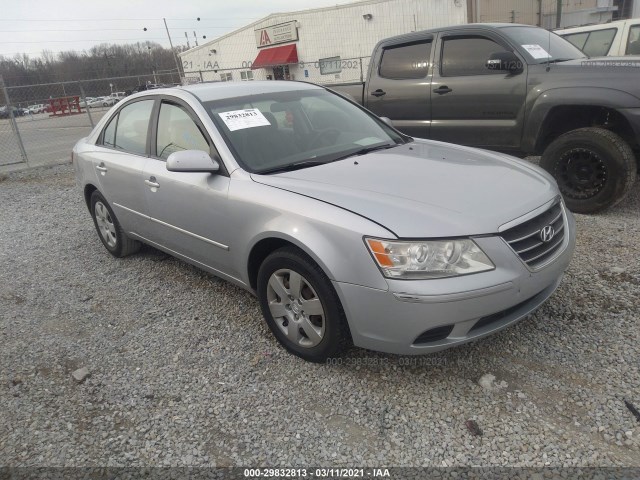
[73,81,575,362]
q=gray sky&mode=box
[0,0,353,58]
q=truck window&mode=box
[626,25,640,55]
[379,41,431,79]
[582,28,616,56]
[441,36,508,76]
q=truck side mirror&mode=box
[486,51,523,73]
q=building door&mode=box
[272,65,290,80]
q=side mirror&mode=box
[485,51,523,73]
[166,150,220,173]
[379,116,394,127]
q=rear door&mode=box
[90,97,155,237]
[429,30,527,149]
[142,97,234,276]
[365,35,434,138]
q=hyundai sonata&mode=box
[73,81,575,362]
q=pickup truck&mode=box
[329,23,640,213]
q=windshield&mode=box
[500,26,587,63]
[205,89,406,174]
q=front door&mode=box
[143,99,234,276]
[429,31,528,149]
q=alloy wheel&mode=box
[266,269,326,348]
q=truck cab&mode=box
[556,19,640,57]
[329,23,640,214]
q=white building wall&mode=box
[179,0,467,85]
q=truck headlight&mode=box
[365,238,494,279]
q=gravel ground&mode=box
[0,163,639,468]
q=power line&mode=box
[0,26,246,32]
[0,38,177,43]
[0,17,261,21]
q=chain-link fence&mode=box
[0,71,179,169]
[182,56,371,86]
[1,62,366,170]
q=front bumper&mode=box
[333,210,576,355]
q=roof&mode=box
[374,22,537,44]
[555,19,633,34]
[178,0,405,58]
[178,80,321,102]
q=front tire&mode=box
[90,191,140,257]
[257,247,351,362]
[541,127,636,214]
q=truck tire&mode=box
[541,127,636,214]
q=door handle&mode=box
[433,86,453,95]
[145,178,160,189]
[95,165,107,172]
[371,89,386,97]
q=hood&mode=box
[251,140,558,238]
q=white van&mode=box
[556,19,640,57]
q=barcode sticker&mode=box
[218,108,271,131]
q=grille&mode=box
[500,200,566,269]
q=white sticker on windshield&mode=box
[218,108,271,131]
[521,44,551,59]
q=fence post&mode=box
[78,81,95,128]
[0,74,29,165]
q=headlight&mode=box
[365,237,494,279]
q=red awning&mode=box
[251,44,298,69]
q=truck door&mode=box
[365,35,434,139]
[430,30,527,149]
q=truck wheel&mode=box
[541,127,636,214]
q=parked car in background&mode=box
[329,23,640,214]
[88,97,116,108]
[111,92,127,102]
[80,97,96,108]
[73,82,575,362]
[556,19,640,56]
[27,104,46,114]
[0,106,25,118]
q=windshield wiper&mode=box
[330,143,398,162]
[258,159,330,175]
[545,58,576,64]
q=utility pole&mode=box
[164,18,183,77]
[555,0,563,28]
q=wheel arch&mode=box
[246,234,335,292]
[83,183,98,211]
[523,88,640,155]
[534,105,638,155]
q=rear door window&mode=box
[379,41,431,79]
[105,99,154,156]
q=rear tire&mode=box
[257,247,351,362]
[541,127,636,214]
[90,191,140,258]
